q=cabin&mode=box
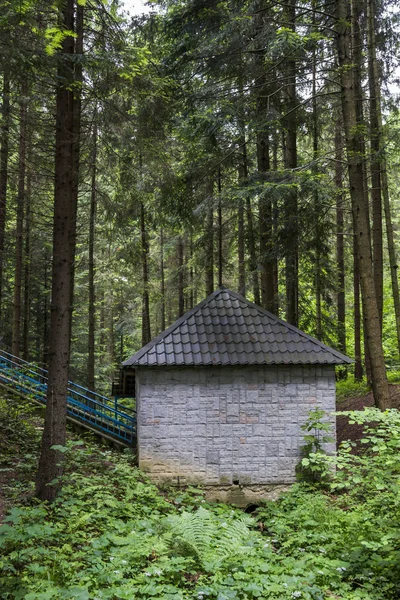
[121,287,352,503]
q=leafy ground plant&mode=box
[0,395,399,599]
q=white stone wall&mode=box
[136,365,336,485]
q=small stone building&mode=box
[122,287,352,501]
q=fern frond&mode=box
[162,508,256,569]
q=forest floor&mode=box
[336,382,400,447]
[1,388,399,599]
[0,400,44,524]
[0,391,399,599]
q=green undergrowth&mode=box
[0,394,400,599]
[335,378,369,401]
[336,369,400,402]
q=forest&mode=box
[0,0,400,598]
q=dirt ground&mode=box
[336,383,400,448]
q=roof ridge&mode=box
[122,287,353,367]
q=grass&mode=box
[336,369,400,402]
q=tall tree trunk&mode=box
[0,71,10,318]
[367,0,383,326]
[205,181,214,296]
[353,232,363,381]
[12,85,27,357]
[99,289,105,355]
[22,148,32,362]
[189,232,194,308]
[335,122,346,363]
[107,289,115,366]
[237,67,248,299]
[184,235,190,310]
[36,0,80,501]
[160,228,166,330]
[88,120,97,391]
[283,0,298,326]
[254,1,274,311]
[272,132,279,314]
[382,167,400,356]
[367,0,400,356]
[69,2,83,345]
[43,251,49,366]
[246,195,260,305]
[336,0,389,408]
[177,235,185,316]
[258,133,275,312]
[140,202,151,345]
[312,18,322,340]
[217,168,223,288]
[238,195,245,296]
[351,0,373,385]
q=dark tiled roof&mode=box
[122,287,353,367]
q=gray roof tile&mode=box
[122,287,353,367]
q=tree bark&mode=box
[140,201,151,345]
[353,231,363,381]
[43,251,49,366]
[283,0,298,326]
[367,0,383,326]
[254,1,274,312]
[22,147,32,362]
[351,0,373,385]
[238,195,245,296]
[336,0,390,408]
[217,168,223,288]
[335,122,347,362]
[382,166,400,357]
[258,132,275,313]
[88,119,97,391]
[69,2,83,346]
[189,232,194,308]
[177,235,185,316]
[366,0,400,356]
[272,133,279,314]
[205,181,214,296]
[312,14,322,340]
[160,228,166,330]
[107,289,115,365]
[246,196,260,305]
[311,1,323,340]
[0,72,10,318]
[99,288,105,355]
[12,84,27,357]
[36,0,80,501]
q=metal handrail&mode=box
[0,349,136,414]
[0,350,136,444]
[0,350,135,415]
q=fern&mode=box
[162,507,256,569]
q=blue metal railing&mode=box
[0,349,136,445]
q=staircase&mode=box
[0,349,136,446]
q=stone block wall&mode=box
[136,365,336,485]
